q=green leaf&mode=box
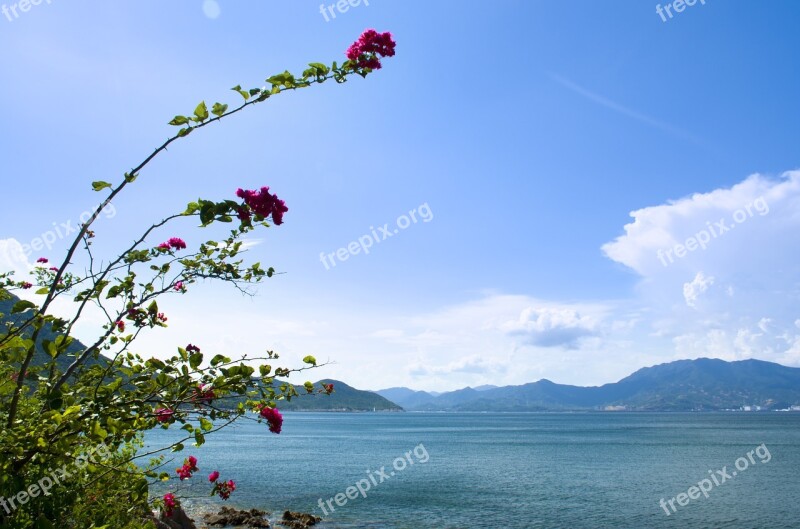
[169,115,189,126]
[172,443,184,452]
[92,181,112,192]
[106,285,121,299]
[194,431,205,447]
[193,101,209,122]
[309,62,330,75]
[199,203,215,225]
[43,340,58,359]
[211,354,230,367]
[189,352,203,369]
[211,102,228,117]
[35,287,49,295]
[11,300,36,314]
[199,417,213,431]
[302,355,317,366]
[231,85,250,101]
[178,127,192,137]
[91,421,108,440]
[184,202,200,215]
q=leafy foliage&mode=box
[0,30,395,528]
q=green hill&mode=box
[275,379,402,411]
[0,289,109,381]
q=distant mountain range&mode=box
[279,380,401,411]
[375,359,800,412]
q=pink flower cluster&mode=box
[236,187,288,225]
[158,237,187,251]
[155,407,174,423]
[209,471,236,500]
[36,257,48,264]
[165,461,238,512]
[163,493,177,517]
[20,282,32,290]
[346,29,396,70]
[259,406,283,434]
[194,383,215,405]
[186,344,200,353]
[176,456,199,480]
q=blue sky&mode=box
[1,1,799,391]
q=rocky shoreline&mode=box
[151,505,322,529]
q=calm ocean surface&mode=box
[144,413,800,529]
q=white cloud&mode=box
[0,238,33,278]
[408,354,509,377]
[594,170,800,368]
[683,272,714,308]
[602,171,798,278]
[503,306,598,348]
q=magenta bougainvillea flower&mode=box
[169,238,187,249]
[194,383,215,405]
[259,406,283,434]
[163,493,176,516]
[346,29,396,70]
[158,237,187,251]
[20,282,32,289]
[186,344,200,353]
[157,312,168,323]
[176,456,199,480]
[116,320,125,332]
[155,407,174,423]
[174,281,184,292]
[214,479,236,500]
[36,257,48,264]
[176,466,191,480]
[236,187,288,225]
[209,471,235,499]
